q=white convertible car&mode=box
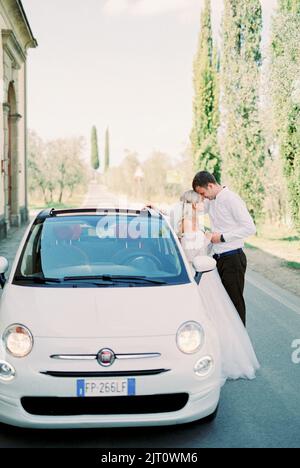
[0,207,221,429]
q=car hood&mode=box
[0,284,206,338]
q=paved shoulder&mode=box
[246,269,300,315]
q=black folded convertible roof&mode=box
[36,207,162,222]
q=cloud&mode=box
[103,0,198,17]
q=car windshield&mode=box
[13,214,190,287]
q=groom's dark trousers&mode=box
[213,249,247,326]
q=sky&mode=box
[22,0,278,167]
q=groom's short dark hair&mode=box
[193,171,217,190]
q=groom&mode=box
[192,171,256,326]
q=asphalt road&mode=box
[0,268,299,448]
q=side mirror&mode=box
[193,256,216,285]
[0,257,9,289]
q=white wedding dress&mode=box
[181,230,260,385]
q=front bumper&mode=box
[0,332,221,429]
[0,383,220,429]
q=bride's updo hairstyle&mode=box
[180,189,201,205]
[175,190,202,238]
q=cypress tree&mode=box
[221,0,265,223]
[105,127,110,172]
[91,126,100,171]
[270,0,300,230]
[191,0,221,182]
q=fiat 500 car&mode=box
[0,207,221,429]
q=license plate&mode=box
[76,378,136,397]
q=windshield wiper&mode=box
[63,275,167,285]
[63,275,113,282]
[105,275,167,285]
[14,276,62,284]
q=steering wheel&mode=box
[111,251,163,270]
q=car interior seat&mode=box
[41,223,91,273]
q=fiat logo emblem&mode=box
[97,348,116,367]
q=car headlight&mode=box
[3,324,33,358]
[176,321,204,354]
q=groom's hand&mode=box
[211,232,222,243]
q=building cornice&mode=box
[1,0,38,54]
[2,29,26,67]
[16,0,37,48]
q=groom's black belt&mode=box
[213,248,243,260]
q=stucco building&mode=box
[0,0,37,240]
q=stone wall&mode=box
[0,0,36,238]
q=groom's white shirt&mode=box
[203,187,256,255]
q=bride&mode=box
[171,190,260,385]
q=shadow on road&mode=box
[0,417,215,448]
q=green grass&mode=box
[244,242,258,250]
[282,261,300,270]
[29,202,74,210]
[279,236,300,242]
[246,223,300,266]
[29,192,86,211]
